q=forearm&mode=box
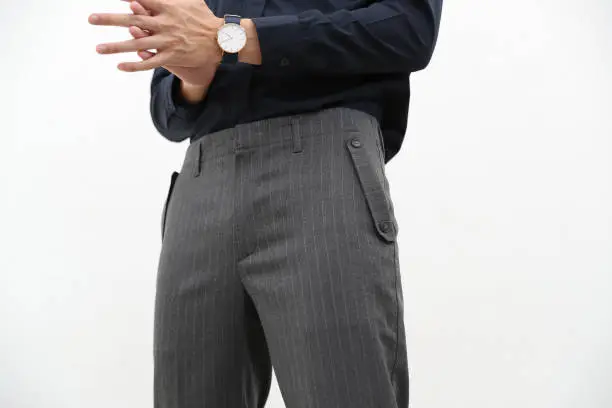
[247,0,443,75]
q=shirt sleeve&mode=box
[149,67,207,142]
[250,0,443,75]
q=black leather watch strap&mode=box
[221,14,241,64]
[221,51,238,64]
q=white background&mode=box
[1,0,611,407]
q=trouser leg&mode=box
[153,134,273,408]
[235,107,408,408]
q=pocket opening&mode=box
[161,171,180,240]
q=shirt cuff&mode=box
[250,14,305,71]
[165,73,206,120]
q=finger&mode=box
[120,0,153,16]
[138,50,155,60]
[129,25,149,39]
[128,0,150,38]
[131,0,164,13]
[128,26,155,60]
[118,50,170,72]
[129,1,151,16]
[96,35,165,54]
[88,12,155,31]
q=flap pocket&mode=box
[161,171,180,240]
[345,136,397,243]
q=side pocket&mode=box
[373,118,386,165]
[345,135,397,243]
[161,171,180,241]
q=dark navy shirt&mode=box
[150,0,443,163]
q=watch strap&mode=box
[225,14,241,25]
[221,14,241,64]
[221,51,238,64]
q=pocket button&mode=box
[379,220,393,233]
[350,137,361,148]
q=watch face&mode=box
[217,23,247,53]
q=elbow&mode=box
[402,1,442,72]
[412,40,435,72]
[394,38,434,74]
[407,23,438,72]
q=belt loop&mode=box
[193,142,201,177]
[290,117,302,153]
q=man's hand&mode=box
[89,0,224,74]
[122,0,217,93]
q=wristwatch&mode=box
[217,14,247,64]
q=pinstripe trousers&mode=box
[154,106,408,408]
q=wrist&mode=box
[238,18,261,65]
[180,80,209,104]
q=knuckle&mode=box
[134,14,154,30]
[161,35,179,49]
[156,16,171,32]
[148,19,161,32]
[132,14,144,25]
[167,37,180,47]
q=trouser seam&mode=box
[389,242,400,386]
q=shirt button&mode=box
[350,138,361,148]
[280,57,290,66]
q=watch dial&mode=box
[217,23,247,53]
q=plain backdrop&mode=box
[1,0,611,407]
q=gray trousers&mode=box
[154,106,408,408]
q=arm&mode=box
[149,67,209,143]
[247,0,443,75]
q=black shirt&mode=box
[150,0,443,163]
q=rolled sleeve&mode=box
[150,67,205,142]
[166,73,207,120]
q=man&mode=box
[89,0,442,406]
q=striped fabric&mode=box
[154,106,408,407]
